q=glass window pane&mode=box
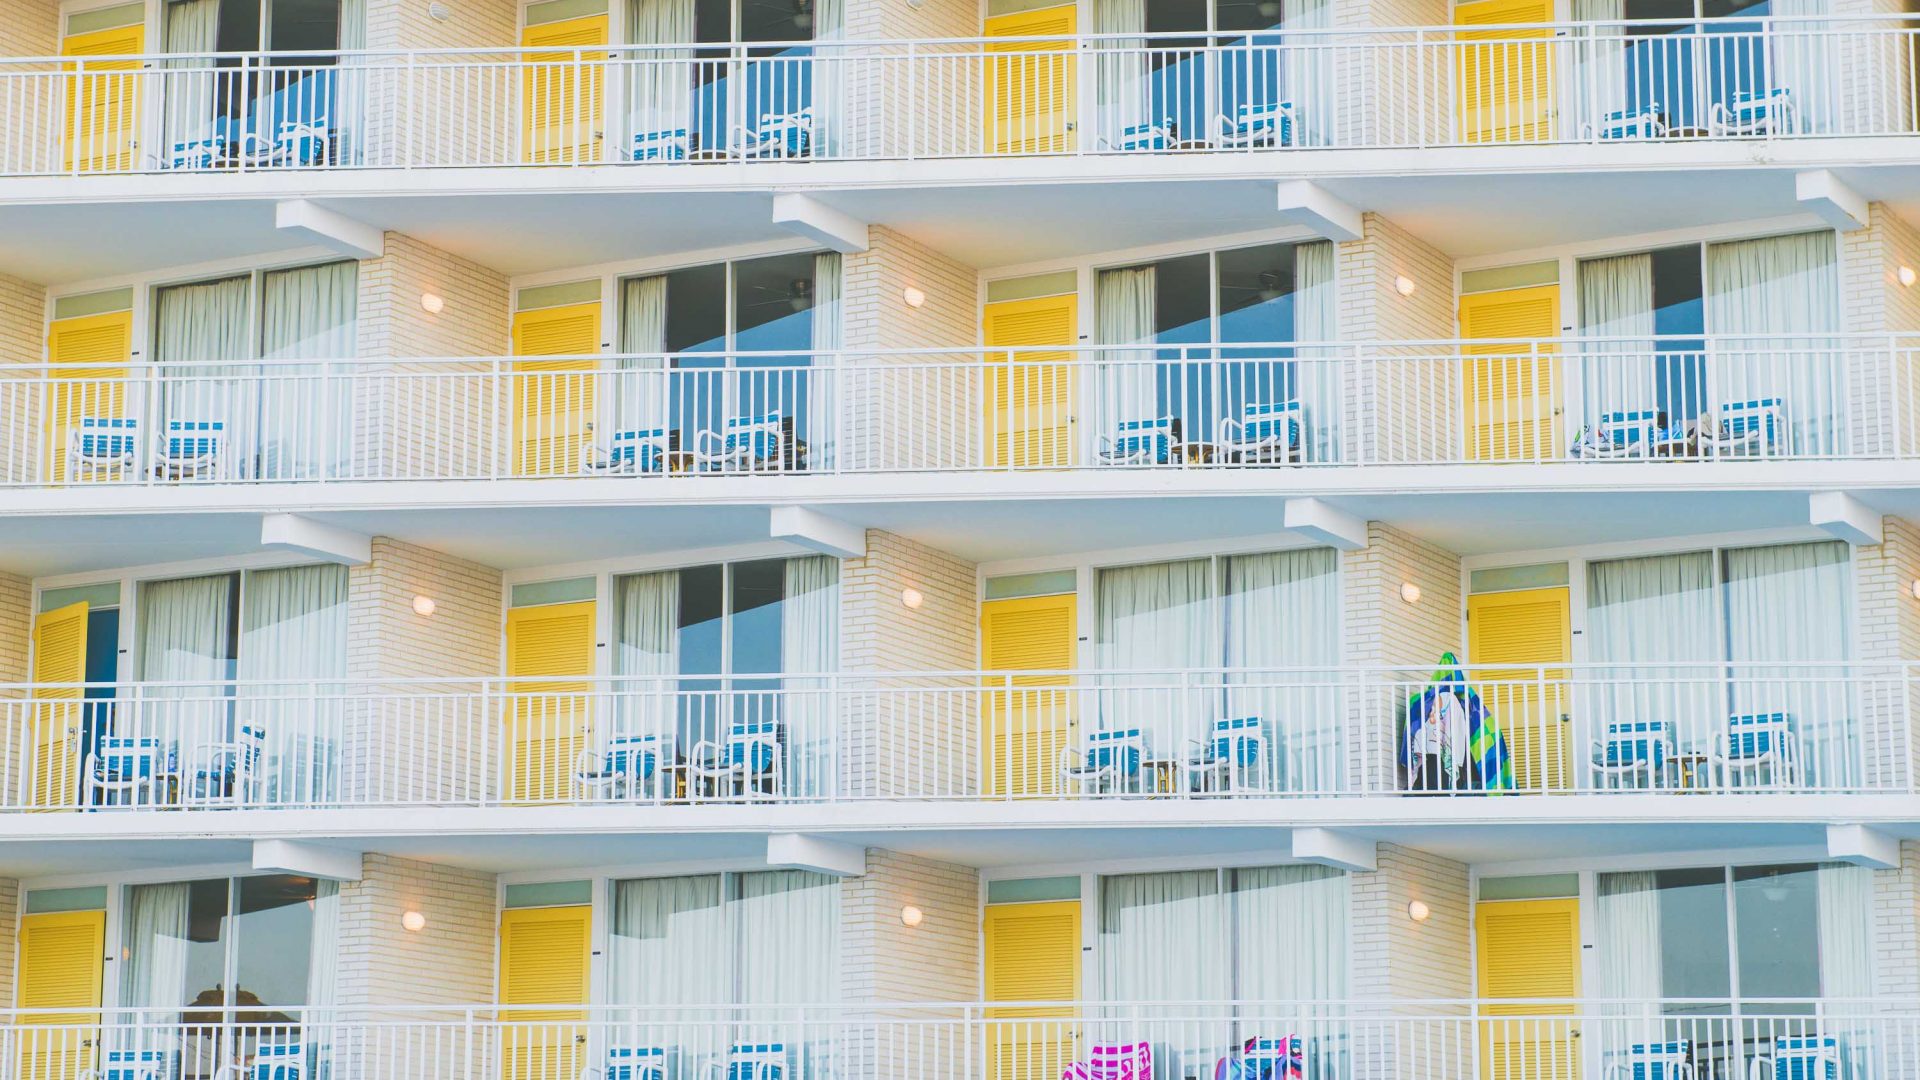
[504,880,594,908]
[729,559,786,677]
[1733,863,1822,1007]
[1653,867,1732,1010]
[268,0,341,54]
[25,886,109,914]
[123,879,230,1010]
[734,253,817,351]
[233,875,318,1009]
[138,574,238,683]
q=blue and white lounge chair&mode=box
[691,718,784,799]
[721,1043,788,1080]
[1698,397,1784,458]
[693,413,803,472]
[1748,1035,1839,1080]
[82,736,171,808]
[67,416,140,479]
[631,127,690,161]
[574,732,674,802]
[153,419,225,479]
[587,1045,668,1080]
[1711,86,1796,136]
[1218,400,1305,464]
[1590,721,1674,790]
[186,724,266,807]
[1097,416,1180,466]
[1573,410,1662,458]
[1711,712,1800,789]
[582,427,679,474]
[244,1040,305,1080]
[1058,727,1150,795]
[1102,116,1174,151]
[1186,715,1268,793]
[1215,99,1292,148]
[239,69,337,167]
[168,122,237,170]
[1617,1040,1694,1080]
[93,1046,181,1080]
[1589,105,1667,140]
[736,108,813,158]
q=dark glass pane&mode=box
[1650,244,1706,422]
[182,878,233,1010]
[268,0,340,52]
[1216,242,1298,436]
[734,253,816,451]
[1655,867,1732,1010]
[1732,863,1821,1008]
[667,264,730,448]
[729,558,787,677]
[233,875,318,1010]
[678,564,726,750]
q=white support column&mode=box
[768,833,867,877]
[261,513,372,565]
[274,199,387,260]
[1827,823,1900,869]
[253,838,364,882]
[771,506,868,558]
[1810,492,1884,546]
[1275,181,1364,242]
[1795,170,1869,233]
[771,193,871,254]
[1284,498,1368,551]
[1291,827,1378,872]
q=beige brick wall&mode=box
[0,0,59,59]
[362,0,519,166]
[1853,516,1920,786]
[1335,0,1448,146]
[0,0,64,174]
[1337,213,1456,464]
[840,530,978,796]
[0,572,30,808]
[1343,523,1463,792]
[0,272,49,485]
[354,232,513,478]
[1349,844,1470,1078]
[840,849,978,1080]
[1872,840,1920,998]
[840,227,982,470]
[839,0,978,157]
[0,877,17,1009]
[1839,205,1920,456]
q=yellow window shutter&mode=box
[1459,285,1560,462]
[31,602,89,810]
[983,295,1078,469]
[62,25,145,172]
[506,601,598,802]
[981,594,1077,796]
[500,906,591,1080]
[512,302,603,476]
[522,15,609,164]
[1475,898,1579,1080]
[46,311,133,484]
[985,900,1080,1080]
[1468,587,1571,793]
[984,6,1077,154]
[1453,0,1555,144]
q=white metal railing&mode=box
[4,335,1914,486]
[0,663,1907,811]
[0,1000,1914,1080]
[3,15,1918,175]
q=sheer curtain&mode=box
[1816,863,1873,998]
[809,253,841,468]
[123,882,193,1016]
[1595,872,1663,1041]
[1223,549,1338,792]
[781,555,840,797]
[736,867,840,1069]
[1723,541,1852,784]
[1282,0,1334,146]
[239,564,349,805]
[140,574,234,760]
[1098,559,1213,754]
[1100,870,1227,1055]
[1586,553,1719,753]
[626,0,696,152]
[1093,0,1149,148]
[1232,865,1346,1001]
[1097,266,1158,452]
[163,0,222,167]
[306,878,341,1043]
[610,874,727,1059]
[1291,241,1336,461]
[812,0,845,157]
[1770,0,1831,133]
[1578,253,1655,433]
[616,570,680,764]
[1706,232,1840,455]
[1570,0,1626,137]
[337,0,367,164]
[619,275,671,452]
[155,276,253,479]
[261,262,358,479]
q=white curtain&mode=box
[155,276,253,479]
[1586,552,1719,755]
[812,0,845,157]
[1232,865,1346,1001]
[123,882,193,1014]
[618,275,671,443]
[1816,863,1874,998]
[1096,265,1158,450]
[1098,559,1213,754]
[239,564,349,804]
[1223,549,1338,792]
[261,261,358,479]
[1770,0,1831,133]
[1570,0,1626,136]
[1094,0,1149,147]
[1100,870,1228,1056]
[809,253,841,468]
[736,869,840,1003]
[306,878,340,1009]
[1594,871,1664,1042]
[1578,253,1656,432]
[1706,231,1840,455]
[1724,541,1852,784]
[1281,0,1334,146]
[609,875,727,1063]
[1292,241,1336,461]
[782,555,840,798]
[615,570,680,759]
[139,574,234,759]
[337,0,367,164]
[626,0,696,151]
[163,0,222,165]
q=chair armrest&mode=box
[1216,416,1242,444]
[579,1067,605,1080]
[574,746,604,773]
[1057,745,1082,772]
[692,429,728,455]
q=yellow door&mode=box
[981,593,1076,797]
[31,602,89,810]
[985,900,1081,1080]
[506,601,597,803]
[17,909,105,1080]
[62,24,145,173]
[1460,285,1560,462]
[1468,586,1571,794]
[1476,898,1580,1080]
[512,302,602,476]
[983,295,1078,469]
[985,6,1077,154]
[1455,0,1556,144]
[522,15,608,163]
[46,311,135,484]
[499,906,592,1080]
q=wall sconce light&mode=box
[1399,582,1422,605]
[427,2,453,21]
[902,286,928,309]
[901,587,925,609]
[421,292,447,314]
[1407,900,1431,923]
[1909,578,1920,601]
[900,905,925,927]
[1394,275,1417,297]
[412,595,437,617]
[1901,266,1917,288]
[401,910,428,932]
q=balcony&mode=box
[0,999,1908,1080]
[3,662,1908,812]
[6,15,1918,179]
[4,336,1916,489]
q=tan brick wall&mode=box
[0,272,49,485]
[0,572,30,808]
[839,0,978,157]
[0,877,17,1009]
[1853,516,1920,786]
[0,1,64,173]
[362,0,519,166]
[840,227,981,470]
[1839,205,1920,456]
[367,0,518,51]
[1343,523,1462,792]
[840,849,978,1080]
[354,233,512,478]
[1337,213,1456,464]
[0,0,59,59]
[1335,0,1448,146]
[1872,840,1920,998]
[1349,844,1469,1078]
[840,530,978,796]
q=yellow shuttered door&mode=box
[506,601,597,803]
[63,24,145,173]
[983,295,1078,469]
[500,906,592,1080]
[1468,587,1571,794]
[985,901,1081,1080]
[513,302,602,476]
[985,6,1077,154]
[523,16,608,164]
[981,594,1076,797]
[1455,0,1555,144]
[31,602,89,811]
[1460,285,1560,462]
[18,910,105,1080]
[46,311,134,484]
[1477,898,1580,1080]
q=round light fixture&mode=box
[401,910,428,932]
[1407,900,1430,923]
[421,293,446,314]
[1902,266,1917,288]
[427,2,452,22]
[1400,582,1422,605]
[901,587,925,609]
[412,595,437,617]
[1910,578,1920,601]
[900,905,925,927]
[903,286,928,309]
[1394,275,1417,297]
